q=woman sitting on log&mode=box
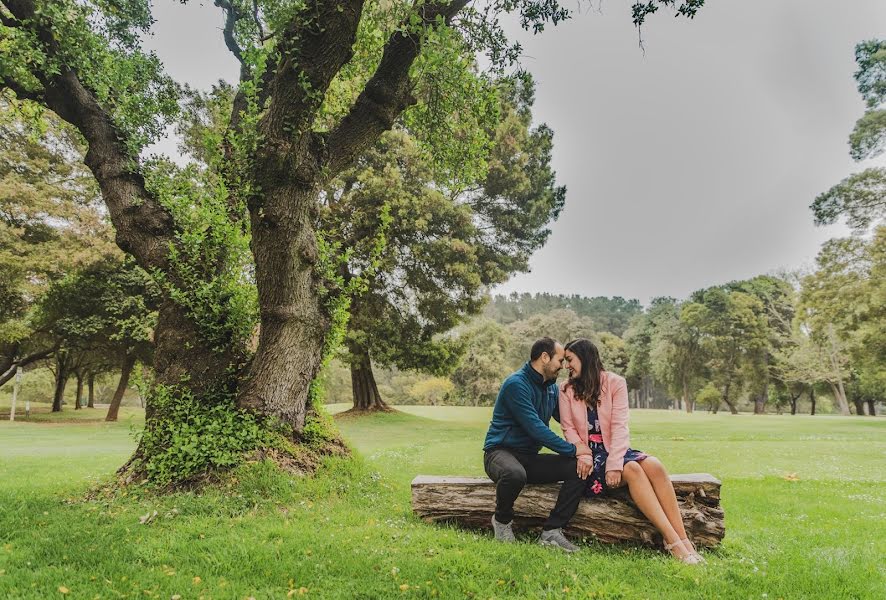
[558,338,704,565]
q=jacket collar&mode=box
[523,362,555,386]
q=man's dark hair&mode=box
[530,337,558,361]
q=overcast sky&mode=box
[143,0,886,305]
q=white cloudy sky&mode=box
[143,0,886,305]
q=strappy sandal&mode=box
[681,537,707,564]
[664,539,702,565]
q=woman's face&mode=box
[564,349,582,379]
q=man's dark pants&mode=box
[483,447,585,530]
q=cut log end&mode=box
[411,473,725,549]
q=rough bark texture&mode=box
[345,341,390,412]
[51,352,69,412]
[412,474,725,548]
[829,381,851,416]
[105,354,135,422]
[722,383,738,414]
[74,374,83,410]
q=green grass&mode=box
[1,406,884,599]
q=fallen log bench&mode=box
[411,473,725,548]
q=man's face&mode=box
[542,344,565,380]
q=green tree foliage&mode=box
[485,292,643,336]
[812,39,886,233]
[0,102,118,385]
[681,288,769,414]
[797,227,885,415]
[322,75,566,411]
[623,297,677,408]
[694,381,721,412]
[725,275,795,414]
[35,257,160,415]
[647,298,705,412]
[1,0,705,484]
[451,318,515,406]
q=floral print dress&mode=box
[584,405,648,497]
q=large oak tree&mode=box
[0,0,704,485]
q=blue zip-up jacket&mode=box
[483,362,576,456]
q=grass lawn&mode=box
[0,405,884,599]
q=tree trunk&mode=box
[753,377,767,414]
[74,373,83,410]
[828,382,851,416]
[346,340,389,412]
[682,377,693,414]
[87,373,95,408]
[866,399,876,416]
[52,351,70,412]
[790,391,800,415]
[721,382,738,414]
[852,399,865,416]
[106,354,136,422]
[235,184,330,432]
[412,474,725,549]
[810,387,816,415]
[753,393,765,415]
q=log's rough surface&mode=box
[411,473,725,548]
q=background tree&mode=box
[624,298,676,409]
[34,257,159,417]
[450,318,515,406]
[812,39,886,233]
[322,75,566,412]
[798,238,865,415]
[647,298,705,412]
[682,287,768,414]
[726,275,795,414]
[0,102,116,386]
[485,293,642,336]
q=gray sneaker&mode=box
[491,515,516,542]
[538,528,579,553]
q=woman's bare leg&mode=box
[638,456,689,540]
[620,461,691,558]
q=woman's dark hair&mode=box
[564,338,605,405]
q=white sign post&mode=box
[9,366,22,421]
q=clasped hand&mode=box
[574,445,593,479]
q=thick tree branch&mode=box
[214,0,245,65]
[0,75,44,102]
[0,344,58,387]
[0,9,18,28]
[3,0,177,274]
[324,0,471,177]
[259,0,366,149]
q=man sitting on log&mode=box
[482,337,592,552]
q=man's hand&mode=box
[577,455,594,479]
[605,470,622,488]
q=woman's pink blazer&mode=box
[558,371,631,473]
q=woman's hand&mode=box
[605,470,622,488]
[577,455,594,480]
